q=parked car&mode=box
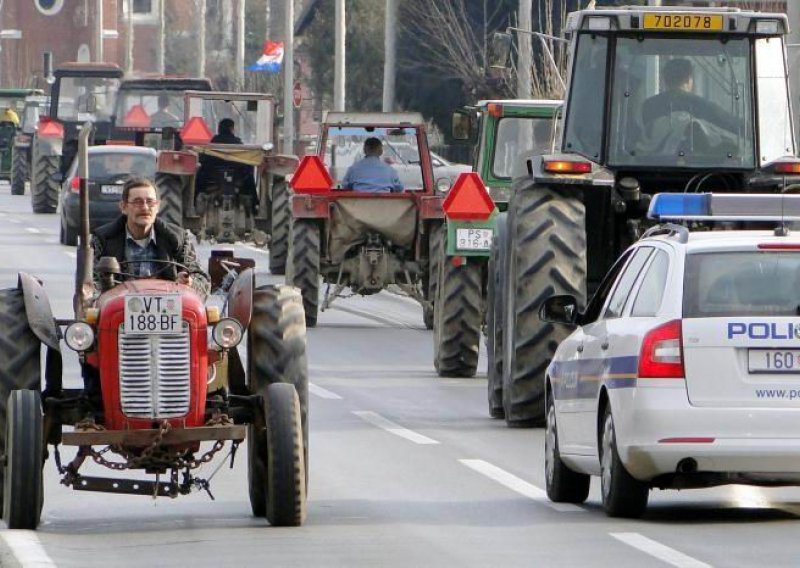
[59,145,157,245]
[541,192,800,518]
[385,141,471,191]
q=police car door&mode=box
[577,247,654,453]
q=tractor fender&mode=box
[33,132,63,158]
[17,272,60,352]
[263,154,299,177]
[524,152,614,188]
[227,267,254,330]
[157,150,198,176]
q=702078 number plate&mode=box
[124,294,182,335]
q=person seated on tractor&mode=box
[340,137,403,193]
[0,106,20,128]
[196,118,259,213]
[150,94,181,128]
[642,58,739,141]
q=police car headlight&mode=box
[65,322,95,352]
[212,318,243,349]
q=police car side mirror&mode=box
[539,294,580,326]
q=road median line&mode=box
[0,530,58,568]
[353,410,439,445]
[609,532,711,568]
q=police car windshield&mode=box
[683,252,800,317]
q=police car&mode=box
[540,193,800,518]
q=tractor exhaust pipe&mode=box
[73,122,95,319]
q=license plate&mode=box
[748,349,800,374]
[101,184,123,195]
[643,13,723,31]
[124,294,182,335]
[456,228,493,251]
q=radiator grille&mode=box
[118,322,191,419]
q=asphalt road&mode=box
[1,183,800,568]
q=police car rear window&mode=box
[683,252,800,317]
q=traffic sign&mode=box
[442,173,495,220]
[290,155,333,194]
[292,82,303,108]
[180,116,213,145]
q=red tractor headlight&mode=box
[212,318,243,349]
[65,322,95,352]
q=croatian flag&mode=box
[248,41,284,73]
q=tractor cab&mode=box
[0,88,44,182]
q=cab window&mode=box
[603,247,653,319]
[630,250,669,317]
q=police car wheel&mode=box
[600,406,649,518]
[545,392,589,503]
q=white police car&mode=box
[540,193,800,518]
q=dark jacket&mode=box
[642,90,739,136]
[91,215,210,295]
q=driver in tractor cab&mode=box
[195,118,259,213]
[150,94,181,128]
[340,137,403,193]
[0,106,20,128]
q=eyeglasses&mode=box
[126,198,160,208]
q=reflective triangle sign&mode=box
[38,119,64,139]
[290,155,333,194]
[180,116,213,145]
[442,172,495,220]
[122,104,151,128]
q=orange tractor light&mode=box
[543,159,592,174]
[774,161,800,175]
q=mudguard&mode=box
[33,132,63,158]
[227,267,254,330]
[263,154,299,177]
[17,272,60,352]
[157,150,198,175]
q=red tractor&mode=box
[0,126,308,530]
[287,112,445,327]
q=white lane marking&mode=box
[459,459,584,512]
[7,218,19,224]
[25,227,41,234]
[610,533,711,568]
[352,410,439,445]
[0,530,58,567]
[309,383,343,400]
[63,250,77,259]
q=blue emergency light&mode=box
[648,193,800,222]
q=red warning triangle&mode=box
[180,116,213,145]
[38,118,64,139]
[123,104,151,128]
[290,155,333,194]
[442,172,495,220]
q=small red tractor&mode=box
[154,91,297,273]
[0,125,308,530]
[286,112,445,327]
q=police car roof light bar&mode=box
[648,193,800,223]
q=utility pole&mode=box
[284,0,295,154]
[517,0,532,99]
[197,0,206,77]
[334,0,346,111]
[95,0,104,62]
[382,0,397,112]
[126,0,134,74]
[158,0,165,74]
[236,0,246,90]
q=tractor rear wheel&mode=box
[10,146,27,196]
[433,256,482,378]
[264,383,306,526]
[288,219,320,327]
[423,223,444,330]
[486,213,507,418]
[3,389,44,529]
[30,147,59,214]
[156,173,184,228]
[0,288,41,511]
[269,179,290,275]
[503,185,586,427]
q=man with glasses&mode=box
[90,177,210,295]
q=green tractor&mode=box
[9,94,48,195]
[0,88,44,185]
[430,100,559,379]
[490,7,800,427]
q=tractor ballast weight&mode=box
[0,124,309,530]
[286,112,445,328]
[30,62,124,214]
[489,7,800,427]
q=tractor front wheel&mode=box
[269,179,291,275]
[3,389,44,529]
[30,147,59,214]
[156,173,184,228]
[288,220,320,327]
[10,145,28,196]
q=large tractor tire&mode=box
[10,146,28,196]
[486,213,508,418]
[269,180,291,275]
[3,390,44,530]
[156,173,184,228]
[503,185,586,427]
[264,383,306,526]
[423,223,444,330]
[0,288,41,512]
[30,147,59,214]
[288,220,320,327]
[247,285,309,517]
[433,256,482,378]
